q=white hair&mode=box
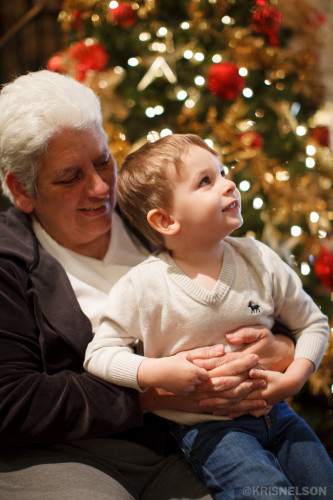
[0,70,104,203]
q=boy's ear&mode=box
[147,208,180,236]
[5,172,35,214]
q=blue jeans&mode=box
[170,401,333,500]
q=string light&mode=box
[243,88,253,98]
[185,98,195,108]
[253,198,263,209]
[264,173,274,183]
[157,27,168,37]
[145,105,164,118]
[161,128,172,137]
[128,57,139,67]
[306,145,316,156]
[310,212,320,223]
[291,225,302,237]
[194,52,205,62]
[194,76,205,86]
[85,38,94,46]
[239,180,251,191]
[296,126,307,136]
[275,171,289,181]
[319,230,327,238]
[212,54,222,63]
[154,105,164,115]
[114,66,124,75]
[139,32,151,42]
[255,109,265,118]
[183,50,193,60]
[151,42,166,52]
[145,107,155,118]
[147,131,160,142]
[306,157,315,169]
[300,262,311,275]
[290,102,301,116]
[221,16,232,24]
[176,90,187,100]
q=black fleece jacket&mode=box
[0,206,147,449]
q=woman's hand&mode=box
[140,325,294,418]
[225,325,294,372]
[139,345,267,416]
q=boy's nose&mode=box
[222,178,236,194]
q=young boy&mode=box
[84,134,333,499]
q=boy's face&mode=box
[168,145,243,247]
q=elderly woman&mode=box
[0,70,293,500]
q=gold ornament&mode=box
[137,55,177,90]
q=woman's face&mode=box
[26,127,117,258]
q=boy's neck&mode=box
[169,242,225,291]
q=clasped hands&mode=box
[139,325,294,418]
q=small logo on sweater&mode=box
[248,301,260,314]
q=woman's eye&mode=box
[96,156,110,169]
[199,176,211,187]
[59,174,79,184]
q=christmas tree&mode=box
[49,0,333,454]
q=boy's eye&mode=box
[199,176,211,187]
[220,169,226,178]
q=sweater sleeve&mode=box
[258,241,329,370]
[84,273,146,391]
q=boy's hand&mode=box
[137,352,210,396]
[226,358,315,417]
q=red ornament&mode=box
[207,62,245,101]
[109,2,137,28]
[305,10,326,29]
[251,0,283,46]
[239,131,263,149]
[314,246,333,292]
[68,40,109,80]
[47,53,63,73]
[310,126,330,148]
[71,9,84,31]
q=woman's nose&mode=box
[86,169,110,197]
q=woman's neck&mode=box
[71,231,111,260]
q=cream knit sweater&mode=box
[84,236,329,425]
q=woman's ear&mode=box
[5,172,35,213]
[147,208,180,236]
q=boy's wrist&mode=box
[283,358,314,395]
[137,357,162,388]
[137,358,152,388]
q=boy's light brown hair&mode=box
[116,133,218,249]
